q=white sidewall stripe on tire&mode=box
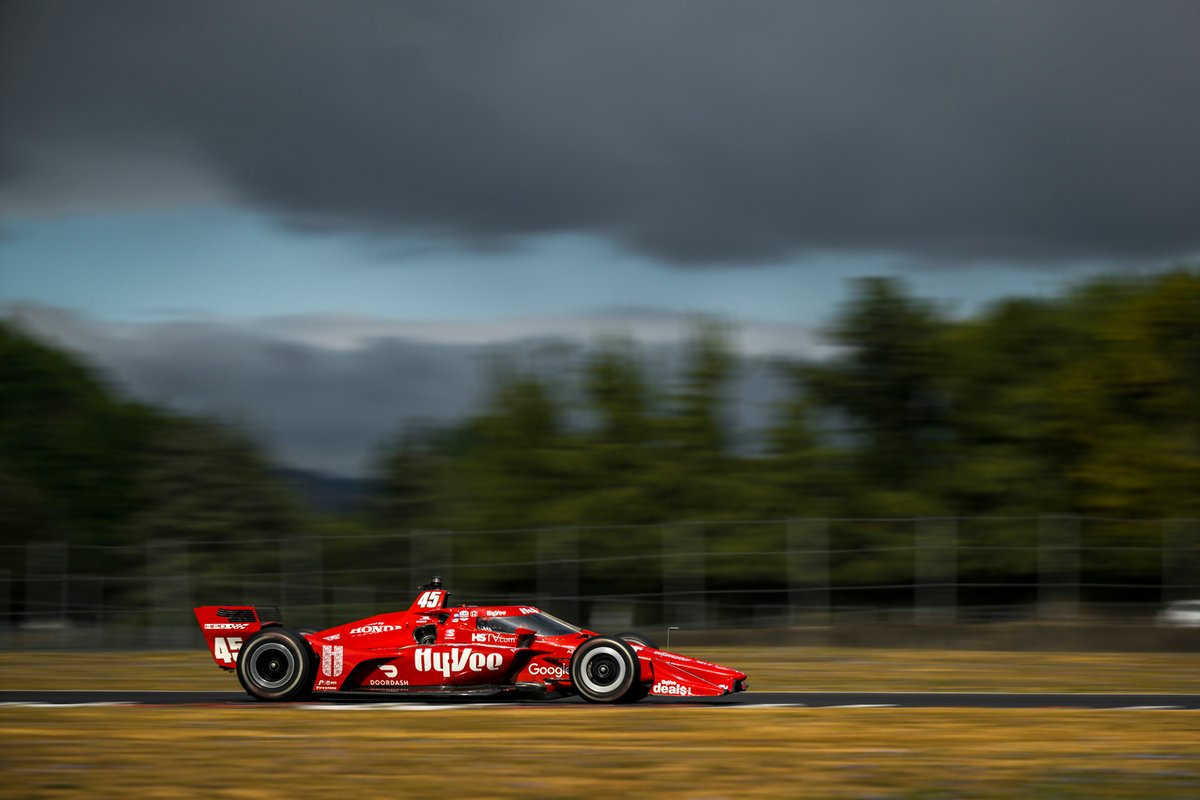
[576,646,627,695]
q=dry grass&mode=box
[2,646,1197,693]
[3,648,1199,798]
[687,647,1200,693]
[2,706,1199,798]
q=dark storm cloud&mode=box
[2,1,1198,265]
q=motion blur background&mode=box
[2,2,1198,651]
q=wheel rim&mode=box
[248,642,296,690]
[577,646,627,695]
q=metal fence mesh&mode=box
[3,516,1198,649]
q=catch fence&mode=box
[3,516,1198,649]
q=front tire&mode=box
[570,636,640,703]
[616,631,659,649]
[236,628,314,701]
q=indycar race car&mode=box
[194,577,747,703]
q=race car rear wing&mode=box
[193,605,282,669]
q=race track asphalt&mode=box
[3,690,1199,709]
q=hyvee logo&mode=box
[414,648,503,678]
[350,621,399,636]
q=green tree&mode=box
[802,278,949,506]
[0,323,155,545]
[939,296,1084,514]
[1052,272,1200,517]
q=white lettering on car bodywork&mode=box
[415,590,444,609]
[350,622,399,636]
[414,648,503,678]
[212,637,243,663]
[366,664,407,687]
[471,631,517,645]
[527,662,568,680]
[322,645,344,677]
[652,679,692,696]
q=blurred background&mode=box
[2,2,1198,652]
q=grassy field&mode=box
[2,647,1198,798]
[2,706,1199,798]
[2,646,1197,693]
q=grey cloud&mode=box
[9,306,805,476]
[9,306,486,476]
[3,1,1197,266]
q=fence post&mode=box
[1038,515,1080,620]
[915,518,956,623]
[281,535,323,625]
[787,519,830,626]
[25,542,67,635]
[662,525,706,629]
[0,568,9,649]
[147,540,189,647]
[537,528,579,623]
[1163,520,1200,604]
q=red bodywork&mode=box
[194,586,747,701]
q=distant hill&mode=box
[275,468,378,514]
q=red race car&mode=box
[194,577,747,703]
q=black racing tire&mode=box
[615,631,659,649]
[615,682,652,704]
[236,627,315,701]
[569,636,640,703]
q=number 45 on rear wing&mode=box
[193,605,282,669]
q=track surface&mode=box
[3,690,1199,709]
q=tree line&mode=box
[377,271,1199,530]
[2,270,1197,617]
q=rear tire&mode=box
[570,636,640,703]
[236,628,314,701]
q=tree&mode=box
[0,323,155,545]
[802,278,949,500]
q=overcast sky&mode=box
[2,1,1197,474]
